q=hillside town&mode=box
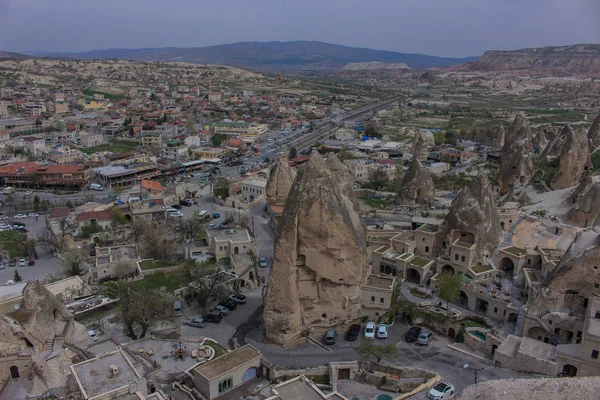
[1,37,600,400]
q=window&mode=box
[425,246,430,253]
[461,256,465,262]
[527,259,531,265]
[595,311,600,320]
[380,297,384,303]
[218,377,233,394]
[592,350,599,360]
[371,296,375,302]
[494,307,498,313]
[455,254,459,261]
[548,320,553,325]
[554,328,560,334]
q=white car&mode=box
[214,305,229,315]
[13,214,26,219]
[376,324,389,339]
[168,211,183,218]
[28,213,39,218]
[88,329,98,341]
[427,382,455,399]
[18,258,27,267]
[364,321,376,338]
[24,191,33,196]
[0,215,8,220]
[0,224,11,230]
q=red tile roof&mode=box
[141,179,163,192]
[49,207,70,218]
[76,210,111,222]
[0,162,40,176]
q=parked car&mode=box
[427,382,455,400]
[13,214,26,219]
[28,213,39,218]
[186,317,206,328]
[0,215,8,220]
[325,329,337,345]
[417,331,435,345]
[28,258,35,266]
[18,258,26,267]
[259,257,268,268]
[0,224,11,230]
[219,299,238,310]
[229,293,247,304]
[364,321,376,338]
[212,213,220,219]
[213,305,229,316]
[0,262,4,269]
[346,324,361,341]
[88,329,98,341]
[9,259,16,267]
[376,324,389,339]
[204,310,222,323]
[24,191,33,196]
[170,204,182,210]
[405,326,422,342]
[168,210,183,218]
[12,222,25,227]
[180,199,193,207]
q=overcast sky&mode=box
[0,0,598,57]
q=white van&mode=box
[90,183,104,191]
[199,210,208,217]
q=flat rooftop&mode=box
[271,377,327,400]
[366,274,395,289]
[207,227,250,243]
[192,344,261,381]
[71,350,142,398]
[241,179,267,188]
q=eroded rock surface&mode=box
[497,115,534,194]
[552,126,592,190]
[399,156,434,205]
[587,112,600,150]
[263,151,368,346]
[435,173,503,265]
[266,154,296,207]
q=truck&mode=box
[89,183,104,191]
[2,187,14,195]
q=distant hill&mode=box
[32,41,477,73]
[0,51,29,60]
[458,44,600,76]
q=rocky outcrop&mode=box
[457,376,600,400]
[435,173,503,265]
[537,125,570,166]
[459,44,600,76]
[342,62,410,71]
[587,112,600,150]
[399,156,434,206]
[568,173,600,227]
[496,123,505,148]
[410,131,430,161]
[496,115,534,194]
[266,154,296,207]
[263,151,368,346]
[551,126,592,190]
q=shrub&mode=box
[455,329,464,343]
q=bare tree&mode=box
[188,261,232,312]
[62,247,88,276]
[39,216,75,253]
[92,311,108,335]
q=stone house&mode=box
[186,345,264,399]
[361,274,397,311]
[206,227,253,264]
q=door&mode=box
[338,369,350,380]
[242,367,258,382]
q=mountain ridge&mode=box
[21,41,477,72]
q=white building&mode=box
[240,179,267,203]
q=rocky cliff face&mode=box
[266,154,296,207]
[435,173,503,265]
[568,172,600,227]
[552,126,592,190]
[537,125,569,166]
[496,115,534,194]
[399,156,434,205]
[587,112,600,150]
[263,151,368,346]
[460,44,600,76]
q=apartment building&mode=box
[47,146,84,165]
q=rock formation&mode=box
[551,126,592,190]
[496,115,534,194]
[568,173,600,227]
[410,131,429,161]
[263,151,368,346]
[266,154,296,207]
[399,156,434,206]
[587,112,600,150]
[457,376,599,400]
[496,123,505,148]
[435,173,503,265]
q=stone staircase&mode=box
[535,310,557,343]
[42,339,55,352]
[500,215,526,248]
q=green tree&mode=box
[65,200,74,209]
[33,195,40,211]
[13,270,22,283]
[63,248,87,276]
[357,338,398,363]
[289,146,298,159]
[210,133,227,147]
[437,271,462,314]
[433,131,446,145]
[214,178,229,199]
[186,115,195,133]
[110,208,128,226]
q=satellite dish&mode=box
[13,303,20,310]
